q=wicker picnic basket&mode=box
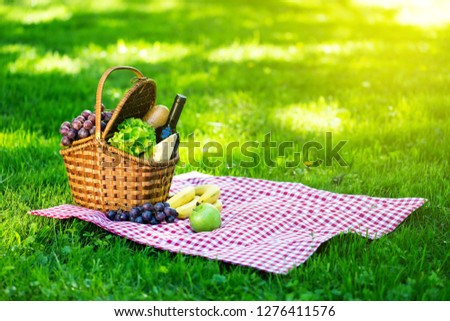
[60,66,179,212]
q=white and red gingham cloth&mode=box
[29,171,426,274]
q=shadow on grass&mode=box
[1,0,449,133]
[1,1,421,51]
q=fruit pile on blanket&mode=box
[102,184,223,233]
[168,185,222,232]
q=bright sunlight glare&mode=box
[7,47,83,75]
[354,0,450,27]
[208,41,377,63]
[271,97,350,134]
[4,5,72,24]
[6,40,194,75]
[78,40,193,64]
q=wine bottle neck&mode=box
[167,94,186,129]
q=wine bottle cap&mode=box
[175,94,187,104]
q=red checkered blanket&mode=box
[29,172,426,274]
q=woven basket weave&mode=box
[60,66,179,212]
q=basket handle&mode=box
[95,66,145,139]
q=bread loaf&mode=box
[143,104,170,128]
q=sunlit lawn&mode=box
[0,0,448,300]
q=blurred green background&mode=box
[0,0,448,300]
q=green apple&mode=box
[189,203,222,232]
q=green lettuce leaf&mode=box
[108,118,156,158]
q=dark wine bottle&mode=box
[155,94,187,143]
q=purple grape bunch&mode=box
[59,104,113,146]
[105,202,178,225]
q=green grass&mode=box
[1,0,449,300]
